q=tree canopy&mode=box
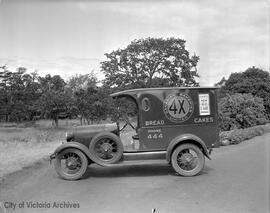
[101,37,200,90]
[38,74,69,127]
[67,73,110,125]
[0,66,41,122]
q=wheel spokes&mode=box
[177,149,199,171]
[95,139,118,160]
[61,153,83,174]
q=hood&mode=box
[67,123,119,146]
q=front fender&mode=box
[166,134,210,163]
[50,142,95,164]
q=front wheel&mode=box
[89,132,123,165]
[54,148,88,180]
[171,143,205,176]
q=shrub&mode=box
[220,124,270,145]
[218,93,267,131]
[219,67,270,118]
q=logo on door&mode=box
[163,93,194,122]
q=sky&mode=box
[0,0,269,86]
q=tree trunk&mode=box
[54,117,59,128]
[52,112,59,128]
[80,116,83,125]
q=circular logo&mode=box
[163,93,194,122]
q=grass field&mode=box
[0,119,135,179]
[0,121,67,178]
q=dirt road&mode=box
[0,134,269,213]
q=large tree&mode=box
[67,73,109,125]
[74,86,109,125]
[0,66,41,122]
[38,74,68,127]
[0,65,12,121]
[101,37,200,89]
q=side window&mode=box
[199,94,210,115]
[142,97,151,112]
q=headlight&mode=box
[66,132,74,142]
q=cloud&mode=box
[0,0,268,86]
[0,57,103,80]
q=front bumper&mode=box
[49,153,56,164]
[50,141,67,164]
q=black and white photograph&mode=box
[0,0,269,212]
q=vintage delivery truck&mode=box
[50,87,220,180]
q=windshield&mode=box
[112,96,139,132]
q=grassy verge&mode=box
[0,119,135,179]
[220,123,270,146]
[0,127,66,178]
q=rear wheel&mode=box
[54,148,88,180]
[89,132,123,165]
[171,143,205,176]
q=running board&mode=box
[94,151,167,167]
[123,151,166,161]
[98,159,168,167]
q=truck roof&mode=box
[110,87,218,98]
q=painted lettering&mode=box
[194,117,214,123]
[145,120,165,126]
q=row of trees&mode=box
[1,37,269,130]
[0,66,110,126]
[1,37,200,126]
